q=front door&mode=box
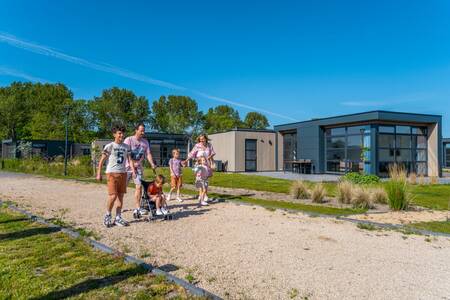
[245,139,257,172]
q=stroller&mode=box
[137,178,173,221]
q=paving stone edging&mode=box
[0,199,222,300]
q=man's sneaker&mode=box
[139,208,149,215]
[115,216,129,227]
[156,209,163,216]
[133,209,141,220]
[200,201,209,206]
[103,214,113,228]
[161,207,170,215]
[176,197,183,203]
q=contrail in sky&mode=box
[0,31,297,121]
[0,66,50,83]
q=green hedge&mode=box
[342,172,380,185]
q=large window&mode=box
[445,143,450,168]
[377,125,427,176]
[245,139,257,172]
[283,132,297,170]
[325,125,371,173]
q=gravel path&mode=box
[1,171,450,300]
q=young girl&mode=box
[168,148,183,202]
[193,156,209,206]
[185,134,215,202]
[147,174,169,215]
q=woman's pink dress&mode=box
[188,142,216,177]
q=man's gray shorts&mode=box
[127,169,143,186]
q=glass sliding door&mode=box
[283,132,297,171]
[325,125,371,173]
[445,144,450,168]
[377,125,428,176]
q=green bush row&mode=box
[342,172,380,184]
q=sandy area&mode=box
[1,171,450,300]
[353,210,449,225]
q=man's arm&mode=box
[145,140,156,169]
[96,153,108,181]
[127,152,136,177]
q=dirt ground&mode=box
[1,171,450,300]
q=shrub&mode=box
[408,172,417,185]
[311,183,326,203]
[386,164,410,210]
[342,172,380,185]
[336,181,353,204]
[351,187,374,209]
[290,180,310,199]
[388,164,407,182]
[430,176,438,185]
[370,187,388,204]
[418,173,425,185]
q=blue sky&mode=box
[1,0,450,135]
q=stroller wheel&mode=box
[133,210,141,220]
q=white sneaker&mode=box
[156,209,163,216]
[200,201,209,206]
[161,207,169,215]
[176,197,183,202]
[204,195,209,202]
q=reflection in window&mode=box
[325,125,371,173]
[283,132,297,170]
[377,125,428,176]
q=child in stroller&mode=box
[137,174,173,220]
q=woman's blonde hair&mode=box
[196,133,209,143]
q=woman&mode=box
[184,133,216,201]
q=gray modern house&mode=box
[274,111,442,177]
[444,138,450,168]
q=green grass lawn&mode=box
[409,185,450,210]
[408,220,450,235]
[0,207,195,300]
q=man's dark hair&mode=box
[135,123,145,131]
[112,124,126,134]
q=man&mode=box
[124,123,156,219]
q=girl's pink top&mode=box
[188,142,215,161]
[188,142,215,177]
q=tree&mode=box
[90,87,150,138]
[150,95,203,135]
[244,112,269,129]
[27,83,74,141]
[204,105,243,134]
[0,82,32,140]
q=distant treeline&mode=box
[0,82,269,143]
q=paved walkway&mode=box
[239,171,341,182]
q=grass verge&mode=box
[0,207,195,299]
[408,220,450,235]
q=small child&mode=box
[193,156,209,206]
[147,174,170,215]
[96,125,136,227]
[168,148,184,202]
